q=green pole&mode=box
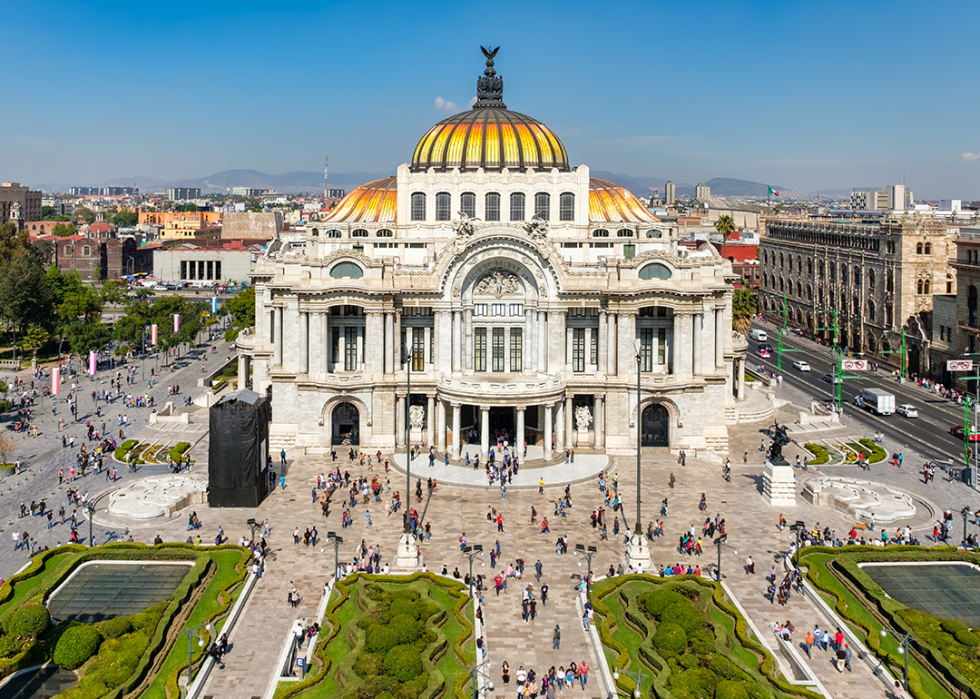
[966,397,972,470]
[901,328,907,376]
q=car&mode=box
[951,425,980,441]
[758,349,770,358]
[165,284,178,291]
[758,344,773,353]
[821,373,842,384]
[896,404,918,418]
[151,284,167,292]
[792,361,811,371]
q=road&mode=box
[749,321,974,467]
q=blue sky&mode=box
[4,0,979,198]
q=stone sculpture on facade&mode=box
[575,405,593,432]
[524,213,549,238]
[475,270,520,298]
[452,211,479,237]
[408,404,426,430]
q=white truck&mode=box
[749,328,768,342]
[853,388,896,416]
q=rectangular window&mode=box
[510,328,522,372]
[590,329,598,365]
[491,303,505,316]
[215,261,221,279]
[198,261,205,279]
[411,329,425,371]
[510,192,525,221]
[270,310,275,343]
[658,328,667,366]
[572,328,586,372]
[206,260,214,279]
[485,193,500,221]
[474,304,488,316]
[639,328,654,372]
[344,326,358,371]
[510,303,524,316]
[474,327,487,371]
[624,244,636,260]
[180,260,187,279]
[492,328,505,372]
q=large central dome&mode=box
[410,48,570,173]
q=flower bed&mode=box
[275,572,474,699]
[858,438,887,463]
[798,546,979,699]
[803,443,829,465]
[590,575,821,699]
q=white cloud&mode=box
[468,96,478,107]
[963,152,980,162]
[434,96,458,113]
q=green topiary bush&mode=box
[53,624,102,669]
[715,680,751,699]
[678,653,699,669]
[662,600,703,634]
[668,666,717,699]
[941,619,969,635]
[642,589,687,618]
[955,629,980,647]
[654,621,688,656]
[389,597,422,620]
[5,603,50,638]
[383,643,423,682]
[99,617,133,639]
[803,443,829,465]
[390,614,422,646]
[367,625,399,654]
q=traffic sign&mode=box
[947,360,974,371]
[841,359,868,371]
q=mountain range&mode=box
[36,169,841,201]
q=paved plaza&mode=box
[2,344,979,699]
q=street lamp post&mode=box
[789,521,806,562]
[185,621,213,690]
[404,343,412,533]
[714,534,737,581]
[633,345,642,534]
[613,664,650,699]
[86,502,96,547]
[961,506,971,545]
[469,658,493,699]
[574,544,598,577]
[326,532,344,579]
[462,545,484,592]
[246,518,259,544]
[878,626,911,692]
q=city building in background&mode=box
[1,182,42,224]
[167,187,202,200]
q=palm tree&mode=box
[732,289,756,336]
[714,215,736,242]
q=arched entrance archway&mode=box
[332,402,360,445]
[641,403,669,447]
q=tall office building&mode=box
[664,181,675,206]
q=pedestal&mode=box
[626,533,652,571]
[394,533,422,568]
[763,462,797,507]
[576,428,588,449]
[410,427,424,446]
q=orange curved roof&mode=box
[412,108,569,173]
[322,177,397,224]
[589,179,660,224]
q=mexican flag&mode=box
[768,186,780,197]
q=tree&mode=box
[0,433,15,467]
[223,287,255,341]
[100,279,129,306]
[74,206,96,224]
[732,288,756,336]
[41,205,55,218]
[0,255,52,335]
[112,210,138,227]
[51,223,78,237]
[714,215,736,242]
[18,324,50,359]
[67,320,111,355]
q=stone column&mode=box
[516,406,525,450]
[672,311,683,375]
[273,306,283,366]
[452,311,462,373]
[323,311,331,374]
[464,309,473,370]
[480,405,490,461]
[437,399,447,451]
[544,404,553,456]
[524,309,535,372]
[715,307,725,369]
[565,395,574,447]
[432,313,441,372]
[396,395,406,447]
[426,394,435,446]
[555,399,565,452]
[692,312,702,375]
[607,312,617,375]
[598,311,607,373]
[685,313,695,376]
[452,403,461,459]
[238,353,248,383]
[566,326,574,370]
[299,311,309,374]
[550,311,566,373]
[423,326,432,371]
[594,395,604,448]
[538,311,547,372]
[737,359,746,400]
[393,310,402,370]
[384,312,394,374]
[365,312,382,374]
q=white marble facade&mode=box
[236,54,748,459]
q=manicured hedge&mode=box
[858,438,887,463]
[113,439,138,462]
[803,443,829,465]
[168,441,191,463]
[53,624,103,669]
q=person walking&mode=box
[535,559,543,582]
[280,474,286,491]
[365,510,372,528]
[552,624,561,650]
[803,629,814,658]
[281,448,287,467]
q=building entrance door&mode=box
[641,404,669,447]
[489,407,515,443]
[332,402,360,445]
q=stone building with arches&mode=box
[758,216,955,375]
[236,50,748,459]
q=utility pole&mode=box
[775,294,802,375]
[880,328,907,379]
[815,308,843,412]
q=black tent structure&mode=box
[208,388,270,508]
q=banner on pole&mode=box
[948,359,974,371]
[211,297,217,314]
[151,324,158,345]
[174,314,180,332]
[88,350,97,376]
[51,368,60,396]
[841,359,867,371]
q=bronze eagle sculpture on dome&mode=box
[481,46,499,60]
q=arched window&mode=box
[351,229,368,237]
[916,242,923,254]
[829,262,836,282]
[886,269,894,292]
[534,192,550,220]
[591,229,609,238]
[924,243,932,255]
[779,253,784,269]
[435,192,451,221]
[853,268,861,287]
[796,255,802,272]
[376,229,393,237]
[853,297,859,315]
[617,229,634,237]
[778,278,784,292]
[330,262,363,279]
[460,192,476,218]
[947,274,954,294]
[326,229,342,238]
[510,192,525,221]
[917,279,924,294]
[311,228,319,237]
[868,299,876,321]
[886,304,893,326]
[485,192,500,221]
[840,264,848,285]
[923,279,931,294]
[807,259,812,274]
[559,192,575,221]
[818,260,824,277]
[807,284,813,301]
[410,192,426,221]
[645,229,662,239]
[868,269,875,290]
[638,263,672,280]
[969,285,978,328]
[796,281,802,297]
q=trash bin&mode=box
[965,467,975,487]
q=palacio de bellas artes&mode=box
[236,48,750,465]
